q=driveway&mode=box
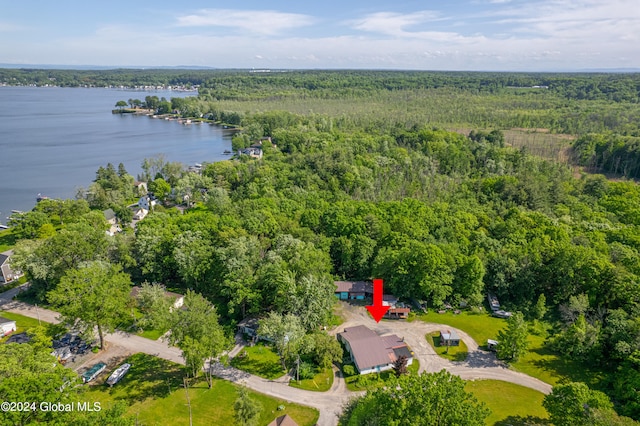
[1,286,552,425]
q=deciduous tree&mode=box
[496,311,529,362]
[48,261,132,349]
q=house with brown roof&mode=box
[268,414,299,426]
[334,281,373,300]
[337,325,413,375]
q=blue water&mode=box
[0,87,234,224]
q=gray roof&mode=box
[441,329,461,341]
[103,208,116,221]
[0,316,16,325]
[335,281,373,294]
[338,325,410,371]
[0,250,12,266]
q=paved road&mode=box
[1,286,552,425]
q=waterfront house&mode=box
[138,195,157,211]
[338,325,413,375]
[133,181,148,196]
[0,250,22,284]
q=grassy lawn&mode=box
[344,359,420,391]
[416,310,507,349]
[83,353,319,426]
[230,343,286,380]
[289,367,333,392]
[510,333,604,388]
[426,332,468,362]
[418,312,606,388]
[0,310,43,341]
[0,228,17,252]
[465,379,548,425]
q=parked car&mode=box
[492,310,513,319]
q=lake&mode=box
[0,86,234,225]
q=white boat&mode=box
[106,363,131,386]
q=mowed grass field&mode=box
[417,310,507,349]
[229,343,285,380]
[465,379,548,425]
[0,311,43,342]
[416,310,602,388]
[82,353,319,426]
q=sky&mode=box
[1,0,639,71]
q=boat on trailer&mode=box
[106,363,131,386]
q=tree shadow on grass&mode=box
[100,353,184,404]
[527,345,604,388]
[494,415,550,426]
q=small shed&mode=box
[440,329,461,346]
[0,317,17,336]
[385,307,410,319]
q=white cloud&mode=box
[176,9,315,36]
[348,11,453,39]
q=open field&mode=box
[230,343,285,380]
[510,333,604,388]
[465,379,548,425]
[83,353,319,426]
[289,367,333,392]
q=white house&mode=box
[0,317,17,336]
[0,250,22,284]
[338,325,413,375]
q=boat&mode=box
[82,362,107,383]
[106,363,131,386]
[36,193,49,202]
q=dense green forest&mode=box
[5,69,640,420]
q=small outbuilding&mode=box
[439,329,461,347]
[0,317,17,336]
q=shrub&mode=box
[343,364,355,376]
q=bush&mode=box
[343,364,355,376]
[297,361,316,380]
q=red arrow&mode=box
[366,278,390,323]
